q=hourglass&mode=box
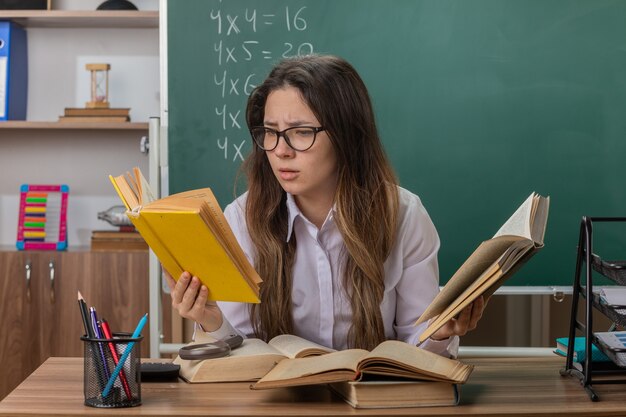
[86,63,110,108]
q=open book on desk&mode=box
[417,192,549,343]
[252,340,473,390]
[109,167,262,303]
[174,333,334,382]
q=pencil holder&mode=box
[81,333,142,408]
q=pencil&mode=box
[77,291,93,338]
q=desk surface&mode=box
[1,357,625,416]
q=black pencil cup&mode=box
[81,333,142,408]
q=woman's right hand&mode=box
[164,270,224,332]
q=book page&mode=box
[200,190,264,289]
[497,239,534,273]
[192,331,284,356]
[420,245,537,343]
[253,349,368,389]
[359,340,473,383]
[174,335,288,383]
[418,267,503,343]
[178,351,286,383]
[133,166,156,205]
[124,171,141,204]
[268,334,335,358]
[416,236,519,325]
[530,195,549,244]
[447,241,536,310]
[481,245,536,300]
[109,174,139,210]
[493,192,535,239]
[420,246,542,343]
[146,188,212,210]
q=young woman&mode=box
[165,54,486,357]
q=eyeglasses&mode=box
[250,126,325,152]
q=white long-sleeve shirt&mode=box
[204,186,458,357]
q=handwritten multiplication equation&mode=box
[210,4,315,162]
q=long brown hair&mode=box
[242,55,399,350]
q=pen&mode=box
[90,307,111,380]
[101,318,132,400]
[102,313,148,398]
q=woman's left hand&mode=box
[429,295,488,341]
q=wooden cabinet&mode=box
[0,252,32,400]
[0,252,57,399]
[53,251,150,356]
[0,250,149,400]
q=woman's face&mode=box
[263,86,338,204]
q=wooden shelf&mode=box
[0,121,148,130]
[0,10,158,28]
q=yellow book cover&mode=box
[109,167,261,303]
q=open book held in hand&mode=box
[416,192,549,343]
[252,340,473,390]
[109,167,262,303]
[174,333,334,383]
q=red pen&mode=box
[101,318,132,400]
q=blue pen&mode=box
[90,307,111,380]
[102,313,148,398]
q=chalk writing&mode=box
[210,2,314,162]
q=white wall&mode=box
[26,28,159,121]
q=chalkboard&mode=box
[168,0,626,287]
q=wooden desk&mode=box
[1,357,625,416]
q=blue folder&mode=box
[0,21,27,121]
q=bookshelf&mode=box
[0,7,158,247]
[0,10,158,28]
[0,121,148,130]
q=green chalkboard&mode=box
[168,0,626,287]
